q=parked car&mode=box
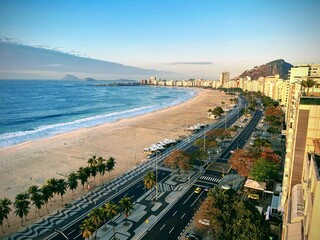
[198,218,210,226]
[248,193,260,200]
[185,232,201,240]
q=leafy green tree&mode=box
[28,185,44,217]
[143,172,156,191]
[164,149,191,174]
[80,218,94,240]
[106,157,116,180]
[0,197,12,232]
[14,192,30,227]
[104,201,119,240]
[253,138,271,148]
[119,197,134,223]
[195,188,263,240]
[212,106,224,116]
[56,179,68,203]
[249,157,280,181]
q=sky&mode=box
[0,0,320,79]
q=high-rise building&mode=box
[219,71,230,87]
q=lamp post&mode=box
[216,166,225,177]
[155,150,161,201]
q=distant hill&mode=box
[233,59,293,80]
[62,74,81,81]
[0,40,170,79]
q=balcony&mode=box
[300,96,320,105]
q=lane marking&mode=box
[172,210,177,216]
[68,229,76,235]
[169,227,175,234]
[183,193,194,204]
[136,184,141,188]
[191,191,204,207]
[181,213,186,219]
[75,233,82,239]
[160,224,166,231]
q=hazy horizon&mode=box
[1,0,320,79]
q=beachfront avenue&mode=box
[8,96,246,240]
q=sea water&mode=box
[0,80,196,147]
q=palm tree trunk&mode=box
[38,208,41,218]
[112,224,116,240]
[20,217,23,227]
[1,224,4,234]
[7,219,10,227]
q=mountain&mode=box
[0,41,170,79]
[62,74,81,81]
[233,59,293,80]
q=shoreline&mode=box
[0,88,230,236]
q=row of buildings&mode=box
[142,64,320,239]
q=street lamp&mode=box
[155,150,161,201]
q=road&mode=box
[142,109,263,240]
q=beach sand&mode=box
[0,88,230,236]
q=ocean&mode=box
[0,80,196,148]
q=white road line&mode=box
[160,224,166,231]
[173,210,177,216]
[183,193,194,204]
[68,229,76,235]
[136,184,141,188]
[75,233,82,239]
[181,213,186,219]
[169,227,175,234]
[191,191,204,207]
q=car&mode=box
[194,187,201,194]
[185,232,201,240]
[248,194,260,200]
[198,218,210,226]
[204,186,210,192]
[230,150,235,154]
[221,185,231,190]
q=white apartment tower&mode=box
[219,71,230,87]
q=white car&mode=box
[198,219,210,226]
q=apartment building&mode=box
[220,71,230,87]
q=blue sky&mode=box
[1,0,320,79]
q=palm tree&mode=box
[88,207,104,239]
[46,178,58,203]
[28,185,44,217]
[106,157,116,180]
[143,172,156,191]
[90,165,98,185]
[78,167,90,191]
[68,172,78,199]
[87,155,98,167]
[14,192,30,227]
[41,184,53,212]
[97,157,106,183]
[104,201,118,239]
[0,197,12,232]
[56,179,68,203]
[119,197,134,223]
[80,218,94,240]
[301,78,316,96]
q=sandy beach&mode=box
[0,88,230,235]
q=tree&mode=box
[68,172,78,199]
[211,106,224,117]
[0,198,12,232]
[253,138,271,148]
[56,179,68,203]
[164,150,191,174]
[46,178,58,203]
[119,197,134,223]
[104,201,118,240]
[90,165,98,185]
[301,78,316,96]
[97,156,107,183]
[41,184,53,211]
[78,167,90,191]
[194,188,263,240]
[228,149,255,177]
[87,155,98,167]
[249,157,280,181]
[88,207,104,240]
[28,185,44,217]
[143,172,156,191]
[106,157,116,180]
[14,192,30,227]
[80,218,94,240]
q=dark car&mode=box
[185,232,201,240]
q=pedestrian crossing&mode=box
[199,175,221,184]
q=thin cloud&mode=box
[167,61,213,65]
